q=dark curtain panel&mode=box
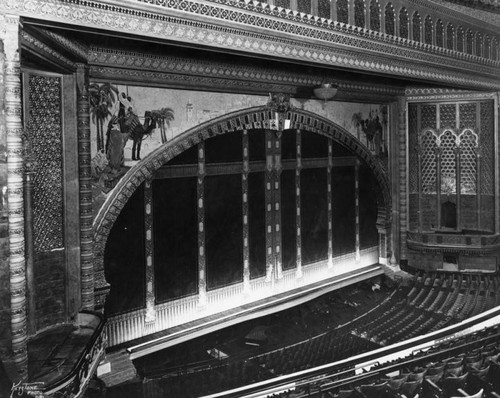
[205,174,243,289]
[248,172,266,279]
[104,184,146,315]
[153,177,198,303]
[332,167,356,255]
[281,170,297,270]
[359,164,379,249]
[301,168,328,264]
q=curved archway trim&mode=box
[92,105,391,307]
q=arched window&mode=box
[493,37,499,61]
[446,23,454,50]
[484,35,491,59]
[436,19,444,47]
[412,12,421,42]
[457,27,464,52]
[466,29,474,54]
[476,32,483,57]
[399,8,409,39]
[424,15,433,45]
[384,3,395,36]
[318,0,332,19]
[337,0,349,24]
[354,0,365,28]
[369,0,380,32]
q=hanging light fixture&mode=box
[313,82,339,102]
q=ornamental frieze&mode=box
[2,0,499,89]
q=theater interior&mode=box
[1,0,500,397]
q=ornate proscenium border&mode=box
[1,0,500,90]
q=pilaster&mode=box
[2,13,27,380]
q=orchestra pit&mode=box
[1,0,500,397]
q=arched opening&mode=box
[93,106,391,323]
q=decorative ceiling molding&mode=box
[88,47,404,101]
[21,30,76,70]
[2,0,500,90]
[35,27,89,61]
[405,87,498,102]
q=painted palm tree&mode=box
[89,83,119,151]
[150,107,175,144]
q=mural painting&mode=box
[89,83,388,214]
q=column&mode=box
[296,130,303,278]
[397,96,408,262]
[242,130,250,293]
[327,139,333,269]
[455,147,461,230]
[197,142,207,306]
[265,130,274,282]
[3,14,28,380]
[355,160,360,262]
[76,64,94,310]
[273,132,283,279]
[144,180,155,326]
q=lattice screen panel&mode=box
[440,104,457,129]
[318,0,331,19]
[354,0,365,27]
[408,104,419,194]
[421,131,437,194]
[337,0,349,24]
[459,130,477,194]
[439,130,457,194]
[480,101,494,195]
[421,105,437,130]
[459,103,477,129]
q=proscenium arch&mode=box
[92,105,392,307]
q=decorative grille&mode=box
[459,130,477,194]
[412,12,421,42]
[421,131,437,194]
[447,23,454,50]
[399,8,409,39]
[354,0,365,27]
[436,20,444,47]
[480,101,494,195]
[370,0,380,32]
[459,103,477,129]
[421,105,437,130]
[476,32,483,57]
[439,130,457,195]
[440,104,456,129]
[457,27,464,52]
[337,0,349,24]
[318,0,331,19]
[408,104,419,194]
[297,0,311,14]
[385,3,395,36]
[424,16,433,45]
[27,74,64,252]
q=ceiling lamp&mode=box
[313,82,338,102]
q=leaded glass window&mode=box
[476,32,483,57]
[318,0,331,19]
[337,0,349,24]
[457,27,464,52]
[436,19,444,47]
[446,23,454,50]
[354,0,365,28]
